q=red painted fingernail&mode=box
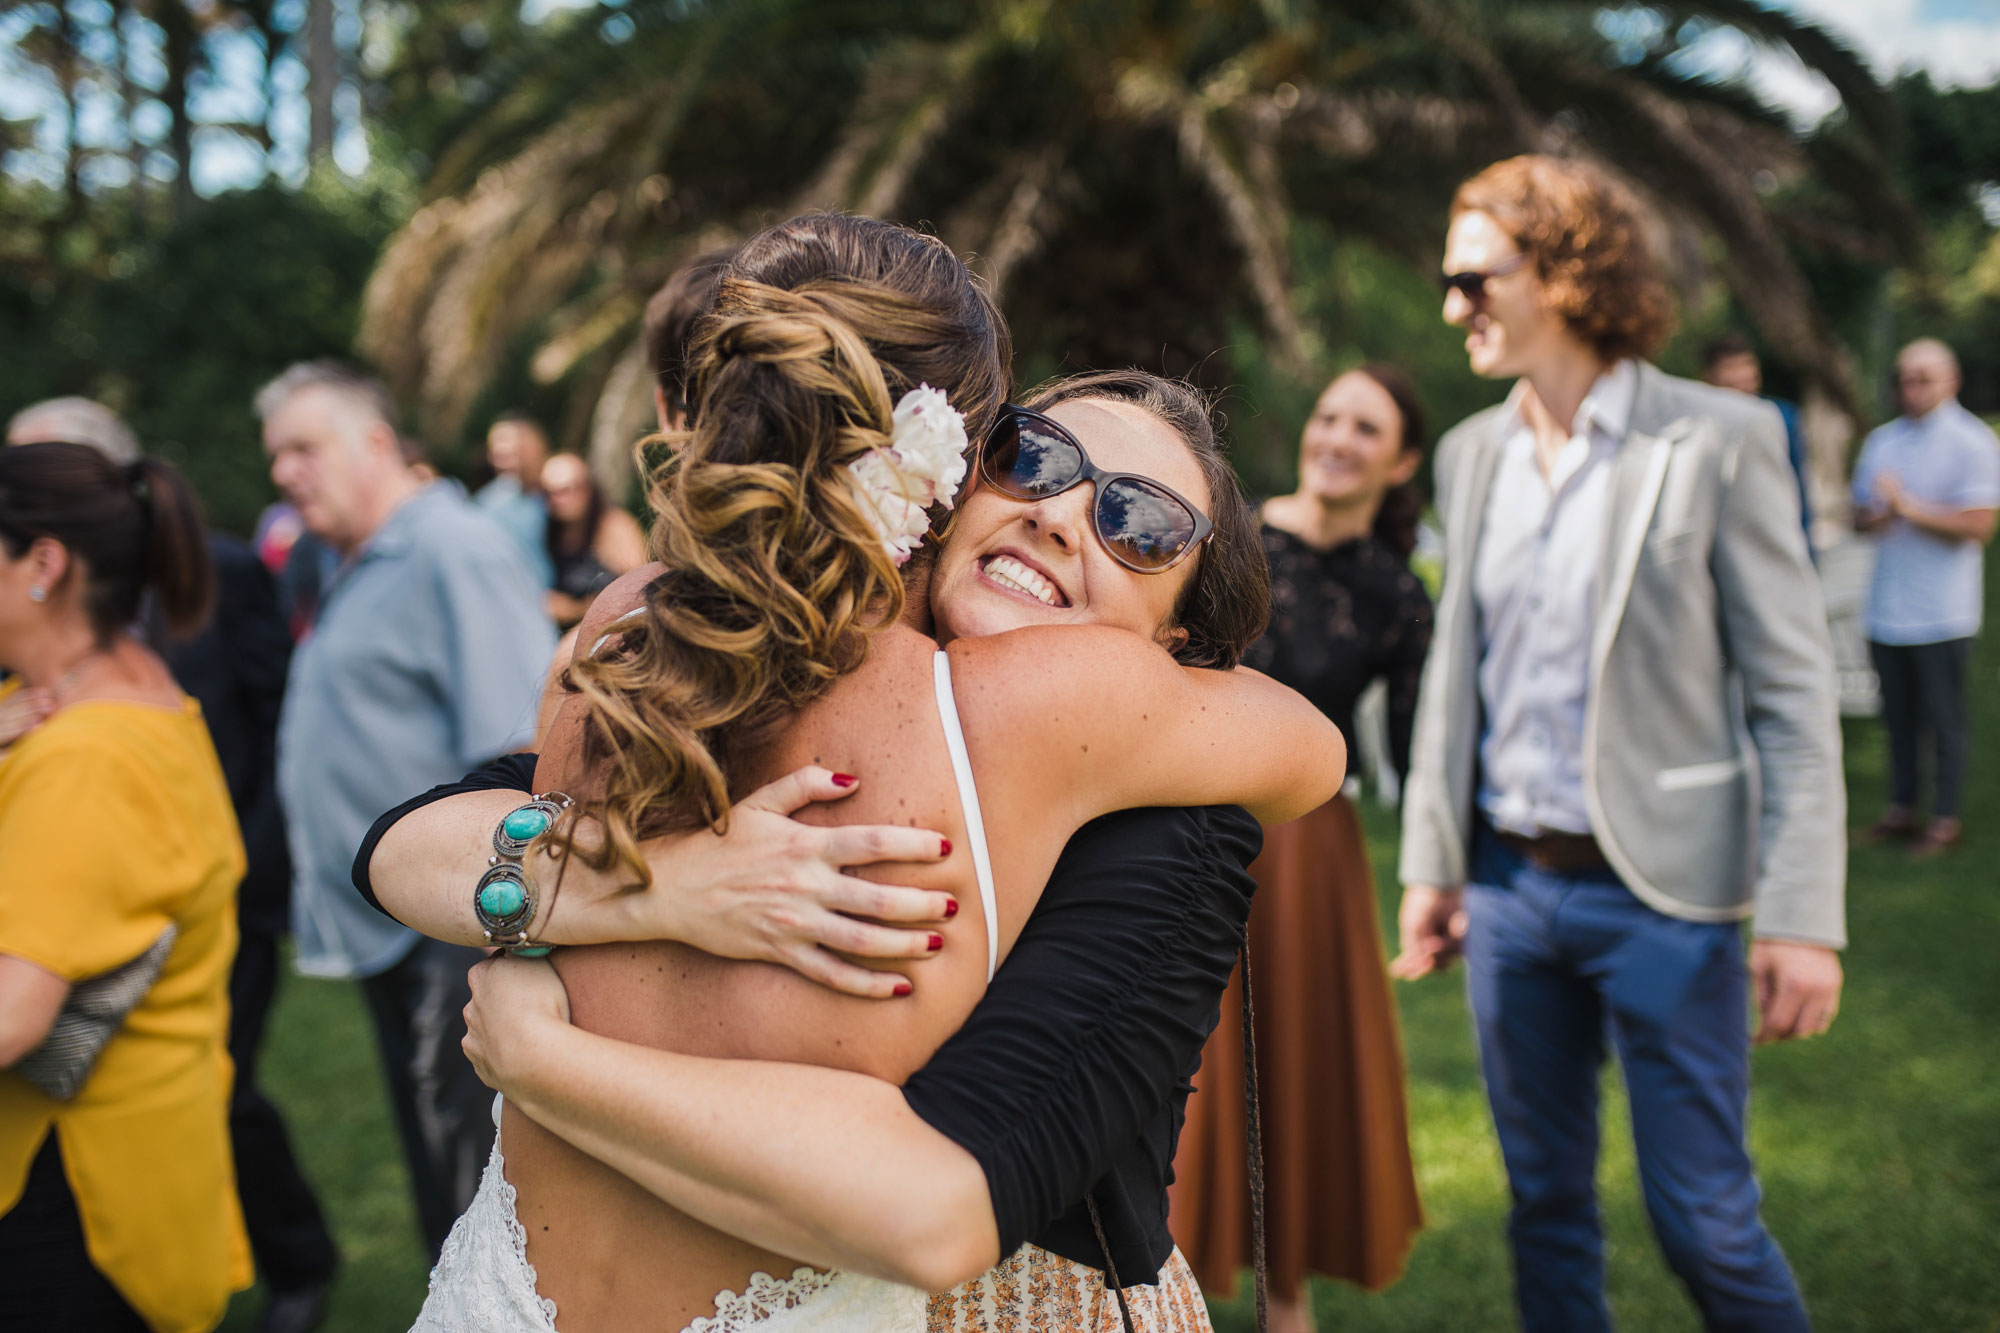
[893,981,913,997]
[939,837,952,857]
[831,773,857,788]
[928,933,944,952]
[944,899,959,918]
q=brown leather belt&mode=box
[1495,828,1612,875]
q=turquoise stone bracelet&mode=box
[476,793,572,953]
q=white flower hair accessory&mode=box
[847,384,970,565]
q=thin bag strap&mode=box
[1087,937,1269,1333]
[1085,1193,1138,1333]
[1240,939,1270,1333]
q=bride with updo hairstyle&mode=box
[396,213,1345,1333]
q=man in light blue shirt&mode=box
[474,411,555,588]
[261,361,555,1257]
[1851,338,2000,857]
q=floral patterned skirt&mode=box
[928,1244,1213,1332]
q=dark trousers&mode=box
[359,936,494,1258]
[229,923,340,1292]
[0,1135,149,1332]
[1463,831,1809,1332]
[1869,638,1972,820]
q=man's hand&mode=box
[536,767,955,999]
[1749,939,1842,1044]
[1390,883,1468,980]
[462,953,572,1093]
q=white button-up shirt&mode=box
[1474,360,1638,836]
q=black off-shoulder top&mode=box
[352,759,1260,1282]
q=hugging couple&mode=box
[360,210,1345,1333]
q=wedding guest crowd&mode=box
[7,154,1956,1333]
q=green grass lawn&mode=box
[225,587,2000,1332]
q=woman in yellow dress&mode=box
[0,441,250,1332]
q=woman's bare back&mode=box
[506,621,1068,1331]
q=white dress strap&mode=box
[932,651,1000,983]
[588,605,648,657]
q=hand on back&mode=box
[535,765,956,999]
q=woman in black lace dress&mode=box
[1170,364,1432,1331]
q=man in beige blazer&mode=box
[1394,156,1845,1331]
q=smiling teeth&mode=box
[986,555,1061,606]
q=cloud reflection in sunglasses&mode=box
[1099,482,1192,564]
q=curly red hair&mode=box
[1452,155,1674,362]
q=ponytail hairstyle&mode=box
[0,442,213,642]
[562,214,1010,885]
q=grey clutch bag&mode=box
[14,924,178,1101]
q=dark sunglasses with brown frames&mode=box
[1438,252,1531,307]
[978,406,1215,574]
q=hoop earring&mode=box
[29,587,45,603]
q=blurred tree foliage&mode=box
[352,0,1925,491]
[0,174,398,533]
[1885,74,2000,418]
[5,0,1998,522]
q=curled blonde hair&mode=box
[556,214,1010,887]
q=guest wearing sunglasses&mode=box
[1170,363,1430,1332]
[362,214,1343,1333]
[1394,155,1844,1332]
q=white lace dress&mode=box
[410,1106,928,1332]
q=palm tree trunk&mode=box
[53,2,85,227]
[307,0,337,162]
[158,2,199,221]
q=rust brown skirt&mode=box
[1167,793,1423,1302]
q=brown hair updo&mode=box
[1021,370,1270,670]
[564,214,1010,882]
[0,442,213,642]
[1451,155,1674,363]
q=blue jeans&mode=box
[1464,829,1810,1332]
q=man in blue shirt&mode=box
[260,361,555,1257]
[1703,332,1814,556]
[1852,338,2000,858]
[474,411,555,588]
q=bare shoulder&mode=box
[942,626,1196,768]
[944,625,1182,718]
